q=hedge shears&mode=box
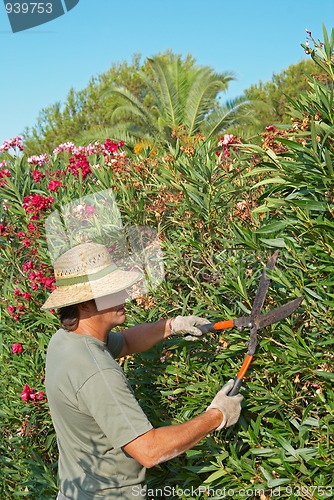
[199,251,303,396]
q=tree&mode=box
[243,58,320,128]
[103,53,257,145]
[23,55,144,155]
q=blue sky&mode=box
[0,0,333,146]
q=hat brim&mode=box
[41,269,142,310]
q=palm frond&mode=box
[146,57,183,128]
[185,69,235,135]
[202,99,256,139]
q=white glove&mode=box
[207,379,243,430]
[170,315,211,341]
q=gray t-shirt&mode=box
[45,329,153,499]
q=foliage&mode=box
[243,59,320,129]
[23,51,262,156]
[1,25,333,500]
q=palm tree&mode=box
[101,53,256,146]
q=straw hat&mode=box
[41,242,141,310]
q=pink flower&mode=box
[32,170,45,183]
[22,194,54,218]
[0,136,24,152]
[12,343,23,354]
[221,134,236,146]
[265,125,275,132]
[7,305,16,314]
[21,384,45,403]
[27,154,50,166]
[23,261,33,272]
[0,165,11,187]
[42,277,56,290]
[21,384,32,402]
[30,391,45,401]
[22,292,32,300]
[85,205,96,215]
[14,288,22,296]
[48,180,62,192]
[67,153,91,179]
[22,238,31,248]
[104,138,119,153]
[217,134,238,159]
[27,222,37,232]
[53,142,76,155]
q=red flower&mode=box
[42,277,56,290]
[21,384,45,403]
[22,292,32,300]
[32,170,45,182]
[21,384,32,402]
[30,391,45,401]
[22,238,31,248]
[27,222,37,232]
[67,153,91,179]
[12,343,23,354]
[7,305,16,314]
[23,261,33,272]
[48,180,62,192]
[22,194,54,219]
[104,138,119,153]
[14,288,22,296]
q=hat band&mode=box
[55,263,117,287]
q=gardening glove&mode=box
[206,379,243,430]
[170,315,211,341]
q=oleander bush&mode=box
[0,26,333,500]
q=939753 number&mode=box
[5,3,53,14]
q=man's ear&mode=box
[77,300,97,313]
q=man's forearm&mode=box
[120,319,170,355]
[123,409,223,468]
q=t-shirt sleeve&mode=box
[77,365,153,449]
[106,330,125,358]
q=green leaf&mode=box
[259,237,286,247]
[252,177,287,189]
[314,370,334,380]
[203,468,228,483]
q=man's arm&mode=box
[123,409,223,468]
[117,315,211,357]
[118,319,169,357]
[123,379,243,468]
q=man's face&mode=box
[95,290,129,312]
[94,290,129,327]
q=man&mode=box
[43,241,243,499]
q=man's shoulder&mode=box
[47,329,118,370]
